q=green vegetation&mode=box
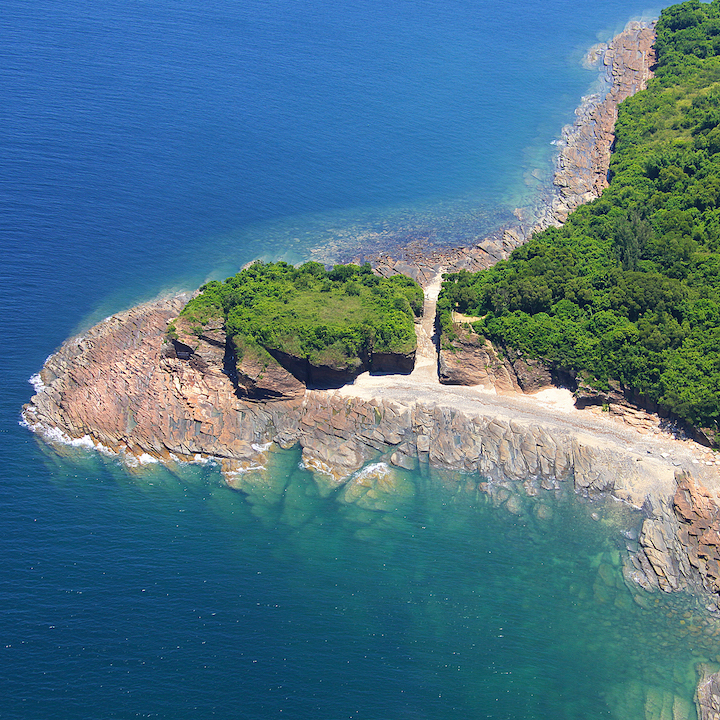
[438,0,720,435]
[181,261,422,371]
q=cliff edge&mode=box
[22,288,720,606]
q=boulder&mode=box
[439,330,518,391]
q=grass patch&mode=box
[181,261,423,372]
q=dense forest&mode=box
[438,0,720,437]
[179,261,423,372]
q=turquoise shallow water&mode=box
[5,440,717,718]
[5,0,715,717]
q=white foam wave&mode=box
[227,463,265,476]
[353,462,390,480]
[166,452,219,468]
[137,453,160,465]
[28,372,46,395]
[26,421,114,455]
[251,442,272,453]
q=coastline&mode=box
[20,19,720,716]
[22,18,702,593]
[368,20,657,285]
[20,276,720,600]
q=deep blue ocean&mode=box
[6,1,717,718]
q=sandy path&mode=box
[337,273,720,488]
[409,273,442,384]
[338,375,720,488]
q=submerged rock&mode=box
[368,21,658,280]
[695,663,720,720]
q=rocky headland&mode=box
[25,16,720,609]
[22,279,720,601]
[21,20,720,717]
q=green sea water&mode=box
[22,437,720,719]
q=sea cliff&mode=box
[21,19,720,717]
[21,276,720,603]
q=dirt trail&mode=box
[409,273,442,384]
[338,276,720,487]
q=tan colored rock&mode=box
[235,344,306,400]
[696,664,720,720]
[672,475,720,595]
[439,331,519,391]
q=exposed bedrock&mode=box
[23,295,720,606]
[438,326,560,393]
[438,333,520,391]
[235,348,306,401]
[696,664,720,720]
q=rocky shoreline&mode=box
[22,286,720,715]
[369,20,657,285]
[21,283,720,599]
[21,20,720,717]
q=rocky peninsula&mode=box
[21,19,720,718]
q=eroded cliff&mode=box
[22,291,720,607]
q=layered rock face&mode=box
[438,325,557,393]
[696,664,720,720]
[438,332,519,390]
[24,294,720,603]
[674,476,720,595]
[18,296,661,482]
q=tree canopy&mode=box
[438,0,720,433]
[181,261,423,371]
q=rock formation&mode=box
[22,292,720,601]
[168,295,416,401]
[696,664,720,720]
[437,322,560,393]
[438,331,520,391]
[673,475,720,595]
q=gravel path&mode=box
[337,274,720,490]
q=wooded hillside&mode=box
[439,0,720,437]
